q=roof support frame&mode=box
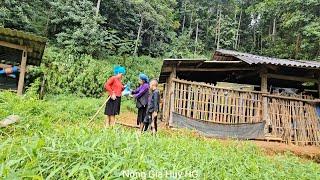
[0,41,33,52]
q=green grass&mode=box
[0,91,319,179]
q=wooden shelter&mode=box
[0,27,46,95]
[160,49,320,146]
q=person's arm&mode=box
[151,91,160,118]
[104,77,115,96]
[153,91,160,113]
[134,84,149,99]
[131,86,140,95]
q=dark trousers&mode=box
[143,114,157,132]
[137,106,147,125]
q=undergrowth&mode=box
[0,91,319,179]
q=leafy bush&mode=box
[0,92,319,179]
[36,48,162,97]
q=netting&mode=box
[172,112,265,139]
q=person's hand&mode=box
[111,93,117,100]
[152,112,158,118]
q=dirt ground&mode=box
[253,141,320,163]
[117,112,320,163]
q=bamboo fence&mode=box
[172,78,263,124]
[171,78,320,146]
[268,94,320,146]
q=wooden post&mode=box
[17,49,27,95]
[164,67,176,126]
[260,69,269,133]
[169,86,175,127]
[318,80,320,98]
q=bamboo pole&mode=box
[17,49,27,95]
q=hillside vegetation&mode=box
[28,48,162,97]
[1,0,319,60]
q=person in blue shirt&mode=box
[143,79,160,134]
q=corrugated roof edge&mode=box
[215,49,320,69]
[0,27,47,43]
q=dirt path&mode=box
[253,141,320,163]
[117,112,320,163]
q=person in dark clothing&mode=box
[131,73,149,129]
[143,79,160,134]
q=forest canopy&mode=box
[1,0,319,60]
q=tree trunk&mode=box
[235,10,242,49]
[194,22,199,55]
[182,1,186,33]
[214,9,219,46]
[189,10,193,31]
[134,15,143,56]
[268,23,272,36]
[260,28,263,53]
[272,18,276,42]
[205,8,211,44]
[45,7,52,36]
[294,34,301,59]
[216,9,221,50]
[233,11,237,49]
[253,26,256,49]
[96,0,102,16]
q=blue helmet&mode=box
[114,65,126,75]
[139,73,149,83]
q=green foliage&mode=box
[0,92,319,179]
[165,32,205,58]
[0,0,49,35]
[38,48,162,97]
[50,0,125,57]
[1,0,319,59]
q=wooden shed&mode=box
[160,49,320,146]
[0,27,46,95]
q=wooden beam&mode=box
[17,50,27,95]
[267,73,318,83]
[318,78,320,98]
[262,94,320,103]
[162,66,174,73]
[172,78,264,94]
[162,67,255,73]
[176,67,255,72]
[0,41,32,52]
[204,60,242,63]
[164,58,207,61]
[235,72,257,80]
[196,62,203,68]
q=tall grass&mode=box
[0,91,319,179]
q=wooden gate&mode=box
[268,96,320,146]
